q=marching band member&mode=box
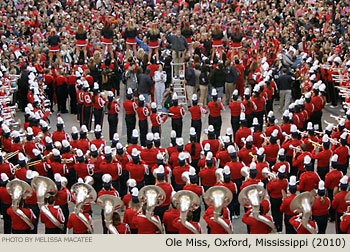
[53,174,70,233]
[240,163,261,191]
[235,113,252,149]
[289,212,318,234]
[267,165,288,233]
[123,179,137,210]
[162,194,180,234]
[302,122,319,152]
[100,146,122,192]
[50,149,68,177]
[297,155,320,192]
[136,95,150,147]
[172,152,191,191]
[169,92,185,137]
[123,88,138,144]
[126,129,143,155]
[77,125,90,154]
[110,212,131,234]
[265,112,283,140]
[0,173,12,233]
[333,132,349,176]
[74,149,93,179]
[199,152,217,192]
[154,165,173,221]
[125,148,149,189]
[312,181,330,234]
[252,118,264,148]
[255,148,269,187]
[263,130,279,167]
[272,149,290,177]
[242,88,257,127]
[40,194,65,234]
[67,208,93,234]
[242,203,273,234]
[123,188,140,234]
[24,171,39,234]
[82,83,93,131]
[228,89,244,135]
[281,125,302,176]
[215,136,231,168]
[189,94,207,142]
[150,102,168,136]
[280,176,298,234]
[311,135,332,181]
[52,117,69,143]
[167,130,178,158]
[185,128,202,173]
[202,125,220,156]
[292,144,310,179]
[31,149,51,177]
[15,153,29,180]
[332,175,349,234]
[90,125,105,150]
[238,135,257,166]
[106,91,121,141]
[168,137,186,168]
[141,133,158,185]
[7,197,36,234]
[133,203,162,234]
[0,152,14,179]
[207,88,223,139]
[173,211,201,234]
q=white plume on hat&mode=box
[131,187,139,197]
[102,174,112,183]
[206,151,213,160]
[227,145,235,154]
[26,170,34,180]
[278,165,286,173]
[240,112,246,121]
[151,102,157,109]
[107,91,114,97]
[192,94,198,101]
[104,146,111,155]
[76,149,83,157]
[52,148,60,156]
[257,148,264,156]
[90,144,97,152]
[127,88,133,95]
[1,173,9,181]
[18,153,26,162]
[57,117,64,125]
[131,148,140,157]
[72,126,79,134]
[32,149,41,156]
[62,140,70,148]
[246,135,253,142]
[95,124,102,132]
[290,125,297,133]
[226,128,233,136]
[45,136,52,143]
[318,180,325,190]
[339,119,345,126]
[268,111,274,118]
[139,94,145,101]
[116,142,123,150]
[211,89,217,96]
[204,143,211,151]
[223,165,230,175]
[271,129,278,137]
[331,154,338,162]
[244,88,250,95]
[146,133,154,141]
[340,175,348,185]
[156,153,163,160]
[278,148,285,156]
[113,133,119,141]
[304,155,311,164]
[176,137,184,146]
[208,125,214,132]
[289,176,297,186]
[250,162,256,170]
[154,133,160,140]
[54,173,62,183]
[305,92,311,99]
[178,152,187,161]
[171,130,176,138]
[81,125,88,133]
[307,122,313,130]
[27,127,33,135]
[322,134,329,142]
[157,165,165,174]
[340,132,347,140]
[127,179,136,187]
[189,167,196,176]
[132,129,139,138]
[232,90,238,96]
[252,117,259,125]
[190,127,196,136]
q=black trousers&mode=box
[310,110,323,131]
[0,203,11,234]
[312,214,328,234]
[231,116,240,136]
[119,170,129,199]
[270,197,283,232]
[66,168,77,190]
[139,119,148,147]
[317,166,329,181]
[56,84,68,113]
[68,85,77,114]
[60,203,69,234]
[125,114,136,144]
[77,103,83,126]
[108,113,118,141]
[327,189,335,221]
[191,119,202,143]
[151,126,160,136]
[266,99,273,116]
[24,204,40,234]
[246,113,253,128]
[45,84,54,111]
[45,227,62,234]
[101,209,108,234]
[112,179,120,194]
[338,163,348,176]
[284,214,297,234]
[154,205,169,222]
[192,206,201,222]
[83,106,93,131]
[232,178,244,216]
[93,172,103,193]
[336,212,345,234]
[328,81,338,106]
[209,115,222,139]
[12,229,30,234]
[252,111,265,131]
[94,108,104,129]
[172,183,185,192]
[191,158,200,174]
[171,118,183,137]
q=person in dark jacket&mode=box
[276,68,295,113]
[224,60,238,105]
[166,28,188,79]
[137,68,153,103]
[185,62,195,107]
[199,64,209,106]
[18,64,29,112]
[210,63,226,99]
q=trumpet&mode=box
[282,132,292,140]
[329,138,340,145]
[259,134,269,142]
[308,140,322,148]
[4,150,19,161]
[314,130,325,136]
[330,114,345,122]
[249,152,257,162]
[289,145,301,152]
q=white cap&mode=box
[81,125,88,133]
[176,137,184,146]
[252,117,259,125]
[52,148,60,156]
[257,147,264,156]
[223,136,230,143]
[54,173,62,183]
[240,112,246,121]
[76,149,83,157]
[250,162,256,170]
[95,124,102,132]
[157,165,165,175]
[72,126,79,134]
[307,122,313,130]
[151,102,157,109]
[278,148,285,156]
[189,167,196,176]
[304,155,311,164]
[26,170,34,180]
[278,165,286,173]
[113,133,119,141]
[290,125,297,133]
[318,180,325,190]
[340,132,347,140]
[57,117,64,125]
[156,153,163,160]
[127,88,133,95]
[1,173,9,181]
[32,149,41,156]
[139,94,145,101]
[154,133,160,141]
[132,129,139,138]
[116,142,123,150]
[326,124,333,132]
[232,90,238,96]
[102,174,112,183]
[171,130,176,138]
[107,91,114,97]
[211,89,217,96]
[172,92,178,100]
[208,125,214,133]
[305,92,311,99]
[268,111,274,118]
[18,153,26,162]
[131,148,140,157]
[227,145,235,154]
[322,134,329,142]
[289,176,297,186]
[90,144,97,152]
[339,119,345,126]
[27,127,33,135]
[204,143,211,151]
[45,136,52,143]
[246,135,253,142]
[226,128,233,136]
[271,129,278,137]
[340,175,348,184]
[331,154,338,162]
[334,56,342,64]
[178,152,187,161]
[244,88,250,95]
[127,179,136,187]
[223,165,230,175]
[146,133,154,141]
[192,94,197,101]
[206,151,213,160]
[104,146,111,155]
[190,127,196,136]
[131,187,139,197]
[77,178,84,183]
[62,140,70,148]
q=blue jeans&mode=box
[140,93,150,103]
[216,87,224,99]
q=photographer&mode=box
[125,62,138,93]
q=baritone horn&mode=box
[262,167,276,181]
[138,185,166,234]
[290,191,317,234]
[204,186,233,234]
[6,179,34,230]
[238,184,276,233]
[97,195,124,234]
[172,190,201,234]
[31,176,63,230]
[71,180,97,234]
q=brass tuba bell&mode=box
[71,180,97,234]
[97,195,124,234]
[290,191,316,234]
[172,190,200,234]
[31,176,63,230]
[204,186,233,234]
[6,179,34,230]
[138,185,166,234]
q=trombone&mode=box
[4,150,19,161]
[308,140,322,148]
